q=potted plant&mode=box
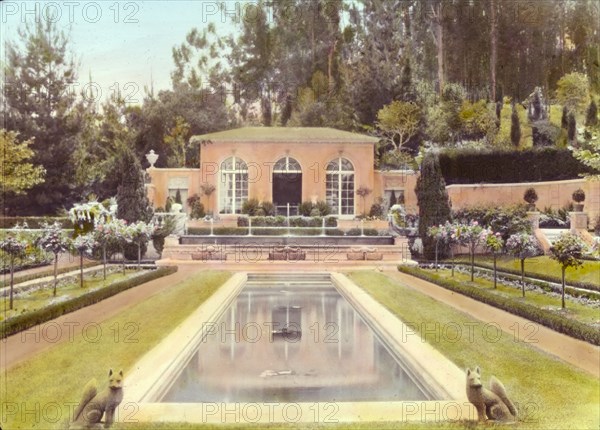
[523,187,538,211]
[572,188,585,211]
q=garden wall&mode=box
[447,179,600,226]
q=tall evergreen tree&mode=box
[568,112,577,143]
[585,100,598,127]
[510,106,521,147]
[3,20,81,214]
[415,153,451,260]
[116,148,153,224]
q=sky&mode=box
[1,1,245,103]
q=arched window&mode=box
[326,158,354,215]
[273,156,301,173]
[220,156,248,214]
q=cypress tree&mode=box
[116,148,154,260]
[561,106,569,129]
[415,153,452,260]
[510,106,521,147]
[568,112,577,143]
[117,148,153,224]
[585,100,598,127]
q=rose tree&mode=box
[457,221,487,282]
[549,232,584,308]
[0,231,28,309]
[427,225,447,270]
[127,221,156,269]
[484,231,504,289]
[506,233,541,297]
[36,222,71,296]
[71,233,97,288]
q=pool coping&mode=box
[118,271,477,425]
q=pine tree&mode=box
[585,100,598,127]
[510,106,521,147]
[3,20,81,214]
[415,153,452,260]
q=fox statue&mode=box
[69,369,124,429]
[466,366,517,422]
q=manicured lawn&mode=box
[347,271,599,430]
[2,270,231,430]
[457,255,600,287]
[422,268,599,326]
[0,269,150,322]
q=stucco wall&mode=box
[447,179,599,225]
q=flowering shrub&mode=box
[69,200,115,236]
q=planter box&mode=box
[346,252,364,260]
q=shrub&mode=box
[572,188,585,203]
[298,201,314,216]
[261,201,275,216]
[369,197,385,219]
[346,228,379,236]
[397,266,600,345]
[315,201,332,216]
[1,267,178,339]
[241,198,260,216]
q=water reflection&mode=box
[162,283,427,402]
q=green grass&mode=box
[1,269,148,321]
[2,270,231,430]
[347,271,600,430]
[420,269,599,326]
[456,255,600,288]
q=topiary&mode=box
[523,188,538,206]
[572,188,585,203]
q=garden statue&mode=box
[466,366,517,422]
[69,369,124,429]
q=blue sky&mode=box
[1,1,242,103]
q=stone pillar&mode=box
[526,211,540,230]
[569,212,588,233]
[164,235,180,247]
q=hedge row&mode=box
[237,216,338,228]
[397,265,600,346]
[0,260,99,288]
[186,227,379,236]
[438,147,597,184]
[451,259,600,292]
[0,266,177,339]
[0,217,73,229]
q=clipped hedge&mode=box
[0,217,73,229]
[451,259,600,292]
[0,260,99,288]
[397,265,600,346]
[1,266,178,339]
[438,147,597,184]
[237,216,337,228]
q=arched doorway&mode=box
[272,156,302,213]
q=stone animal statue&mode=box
[466,366,517,422]
[69,369,124,429]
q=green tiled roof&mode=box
[192,127,379,143]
